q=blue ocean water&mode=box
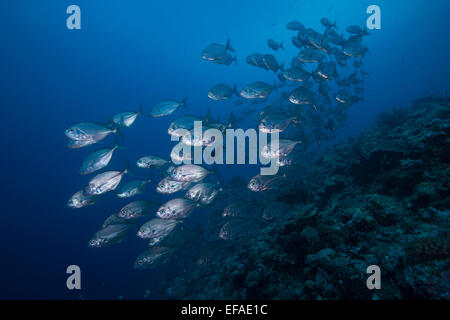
[0,0,449,299]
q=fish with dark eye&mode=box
[67,190,101,209]
[88,223,135,248]
[180,126,217,147]
[184,182,221,206]
[85,165,131,195]
[297,48,325,63]
[133,246,174,269]
[65,122,119,144]
[261,139,301,159]
[201,39,237,65]
[168,115,201,136]
[116,179,152,198]
[246,53,268,70]
[149,98,188,117]
[118,200,157,219]
[156,198,197,219]
[208,84,238,101]
[102,213,138,228]
[240,81,277,99]
[259,113,298,134]
[156,176,191,194]
[169,164,212,183]
[80,144,122,175]
[248,174,285,192]
[335,89,351,104]
[316,62,339,80]
[289,86,317,108]
[267,39,284,51]
[283,67,311,82]
[262,54,284,73]
[222,200,260,219]
[137,218,179,240]
[137,155,170,169]
[110,106,143,128]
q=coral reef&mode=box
[162,96,450,300]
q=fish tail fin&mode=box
[113,138,125,150]
[225,38,235,52]
[138,105,148,117]
[233,55,239,66]
[233,84,239,97]
[124,161,136,177]
[114,126,124,138]
[182,97,189,109]
[204,107,212,123]
[227,112,237,128]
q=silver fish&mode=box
[208,84,238,100]
[85,166,130,195]
[262,54,283,73]
[201,38,236,62]
[137,155,170,169]
[102,213,137,228]
[149,98,187,117]
[110,107,143,128]
[67,138,96,149]
[116,179,151,198]
[88,224,134,248]
[137,218,179,240]
[316,62,339,80]
[246,53,267,70]
[168,115,201,136]
[65,122,118,142]
[180,126,216,147]
[156,198,197,219]
[80,145,121,175]
[134,246,173,269]
[169,164,211,183]
[297,48,324,63]
[289,86,317,107]
[67,190,101,209]
[118,200,157,219]
[184,182,221,206]
[248,174,285,192]
[240,81,276,99]
[259,113,297,134]
[283,67,311,82]
[261,139,301,159]
[222,200,259,219]
[156,176,191,194]
[335,89,351,103]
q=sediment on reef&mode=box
[164,96,450,300]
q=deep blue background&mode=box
[0,0,449,299]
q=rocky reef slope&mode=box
[166,96,450,300]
